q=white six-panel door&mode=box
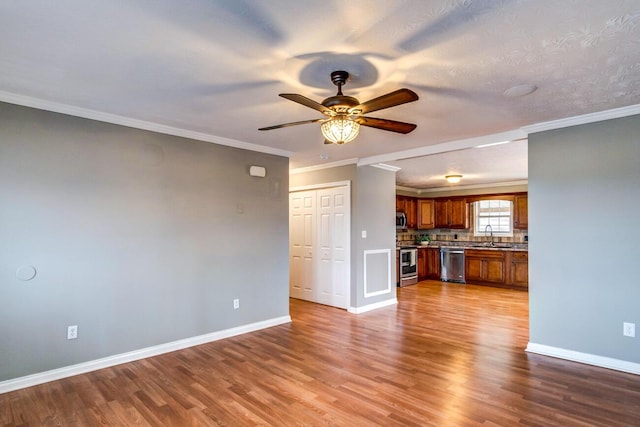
[290,184,350,309]
[289,191,316,301]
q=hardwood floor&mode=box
[2,281,639,426]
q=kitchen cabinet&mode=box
[396,248,400,286]
[417,199,435,229]
[417,248,428,281]
[426,247,441,280]
[514,195,528,229]
[434,198,469,229]
[396,196,417,229]
[508,251,528,289]
[465,249,528,290]
[465,249,506,285]
[417,247,441,280]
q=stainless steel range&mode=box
[399,247,418,287]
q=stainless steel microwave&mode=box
[396,212,407,230]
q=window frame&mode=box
[473,200,514,237]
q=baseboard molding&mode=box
[526,342,640,375]
[349,298,398,314]
[0,315,291,394]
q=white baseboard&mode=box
[349,298,398,314]
[0,315,291,394]
[526,342,640,375]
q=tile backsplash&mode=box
[397,228,528,244]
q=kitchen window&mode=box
[473,200,513,237]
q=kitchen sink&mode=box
[470,242,513,248]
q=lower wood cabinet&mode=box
[396,249,400,286]
[465,249,528,290]
[508,251,529,289]
[465,249,506,285]
[417,248,427,281]
[426,247,441,280]
[418,247,441,281]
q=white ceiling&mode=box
[1,1,639,189]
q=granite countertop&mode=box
[397,241,528,252]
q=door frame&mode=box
[290,181,351,309]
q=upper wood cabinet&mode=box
[417,199,435,229]
[514,195,528,229]
[434,198,469,229]
[396,196,417,229]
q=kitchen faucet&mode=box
[484,224,494,247]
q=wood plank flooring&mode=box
[2,281,639,426]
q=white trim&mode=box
[363,249,393,298]
[522,103,640,134]
[396,180,528,195]
[288,181,352,310]
[369,163,401,172]
[358,129,528,166]
[289,158,358,174]
[348,298,398,314]
[0,315,291,394]
[289,180,351,193]
[0,90,292,158]
[526,342,640,376]
[418,180,529,193]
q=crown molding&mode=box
[397,180,528,194]
[0,91,292,158]
[417,180,528,194]
[289,158,358,174]
[369,163,401,172]
[522,103,640,134]
[358,129,528,166]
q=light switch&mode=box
[361,230,367,238]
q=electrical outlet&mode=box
[623,322,635,338]
[67,325,78,340]
[233,299,240,309]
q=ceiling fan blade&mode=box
[356,116,417,134]
[258,118,324,131]
[351,89,419,114]
[279,94,333,115]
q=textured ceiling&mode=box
[1,1,639,189]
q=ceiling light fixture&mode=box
[320,116,360,144]
[445,174,462,184]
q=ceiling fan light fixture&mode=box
[445,174,462,184]
[321,116,360,144]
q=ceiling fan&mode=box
[259,71,419,144]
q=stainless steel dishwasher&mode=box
[440,247,465,283]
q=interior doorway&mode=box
[289,182,351,309]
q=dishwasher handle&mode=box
[441,249,464,254]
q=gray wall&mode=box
[0,102,290,381]
[353,166,397,307]
[529,115,640,363]
[290,164,397,308]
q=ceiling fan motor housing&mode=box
[321,95,359,112]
